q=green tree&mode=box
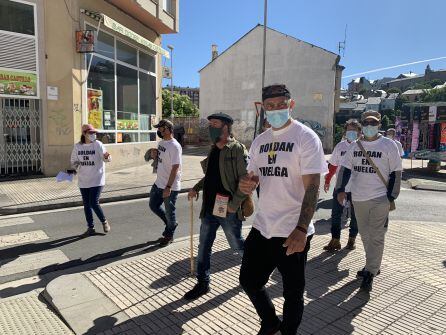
[162,89,199,118]
[394,94,409,111]
[421,87,446,102]
[387,87,401,94]
[334,123,344,145]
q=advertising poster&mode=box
[117,119,138,130]
[87,89,103,129]
[76,30,94,53]
[440,123,446,152]
[411,121,420,152]
[429,106,437,123]
[0,70,37,97]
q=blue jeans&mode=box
[149,184,179,238]
[197,212,244,283]
[80,186,106,228]
[331,189,358,239]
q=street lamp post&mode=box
[167,45,174,120]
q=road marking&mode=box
[0,249,69,277]
[0,216,34,228]
[0,230,48,248]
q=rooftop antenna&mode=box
[338,24,347,57]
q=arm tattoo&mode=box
[297,183,319,230]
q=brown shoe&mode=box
[102,220,111,233]
[323,238,341,252]
[346,237,356,250]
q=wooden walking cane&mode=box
[189,198,194,275]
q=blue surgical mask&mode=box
[346,130,358,142]
[266,108,290,129]
[363,126,379,138]
[88,133,97,142]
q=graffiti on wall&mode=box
[296,118,327,141]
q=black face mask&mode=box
[157,130,163,139]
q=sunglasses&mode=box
[362,120,379,126]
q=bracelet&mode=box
[296,226,307,234]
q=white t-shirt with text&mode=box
[329,140,353,192]
[247,120,328,239]
[155,138,182,191]
[395,140,404,157]
[341,136,403,202]
[70,140,109,188]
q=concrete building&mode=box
[0,0,178,178]
[347,77,372,93]
[199,25,343,151]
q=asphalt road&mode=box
[0,180,444,297]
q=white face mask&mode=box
[87,133,97,142]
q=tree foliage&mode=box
[387,87,401,94]
[334,123,344,145]
[421,87,446,102]
[381,115,391,130]
[162,89,199,118]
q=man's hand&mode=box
[283,228,307,255]
[103,152,110,160]
[239,171,259,195]
[188,189,199,201]
[150,149,158,160]
[337,191,347,206]
[163,188,171,198]
[324,182,330,193]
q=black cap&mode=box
[262,84,291,101]
[154,119,174,130]
[207,112,233,125]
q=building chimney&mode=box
[212,44,218,61]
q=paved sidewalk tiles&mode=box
[45,220,446,334]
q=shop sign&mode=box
[436,106,446,122]
[102,15,170,58]
[440,123,446,152]
[0,69,37,97]
[428,106,437,123]
[87,88,103,129]
[117,119,138,130]
[76,30,95,53]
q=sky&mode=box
[162,0,446,89]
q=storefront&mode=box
[396,102,446,162]
[0,0,43,177]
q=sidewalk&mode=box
[0,147,208,215]
[42,220,446,335]
[402,158,446,192]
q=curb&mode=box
[407,178,446,192]
[0,182,199,215]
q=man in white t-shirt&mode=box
[239,84,327,335]
[336,110,402,292]
[386,128,404,157]
[323,119,361,252]
[149,120,182,247]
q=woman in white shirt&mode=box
[70,124,112,235]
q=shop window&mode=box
[0,0,34,35]
[117,132,138,143]
[139,72,156,130]
[117,64,138,130]
[97,132,116,144]
[139,52,155,73]
[96,30,114,59]
[140,132,156,142]
[87,55,115,131]
[117,40,137,66]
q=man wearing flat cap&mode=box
[336,110,402,292]
[239,84,327,335]
[149,119,182,247]
[184,112,249,300]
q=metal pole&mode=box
[257,0,267,137]
[170,48,174,120]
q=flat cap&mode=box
[207,112,233,125]
[262,84,291,101]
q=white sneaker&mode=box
[102,220,110,233]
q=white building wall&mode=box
[200,26,340,151]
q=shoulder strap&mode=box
[357,140,388,187]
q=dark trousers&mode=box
[331,190,358,239]
[239,228,313,335]
[149,184,179,238]
[80,186,106,228]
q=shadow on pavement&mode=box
[0,239,162,298]
[85,316,118,335]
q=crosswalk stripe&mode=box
[0,230,48,248]
[0,249,69,277]
[0,217,34,228]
